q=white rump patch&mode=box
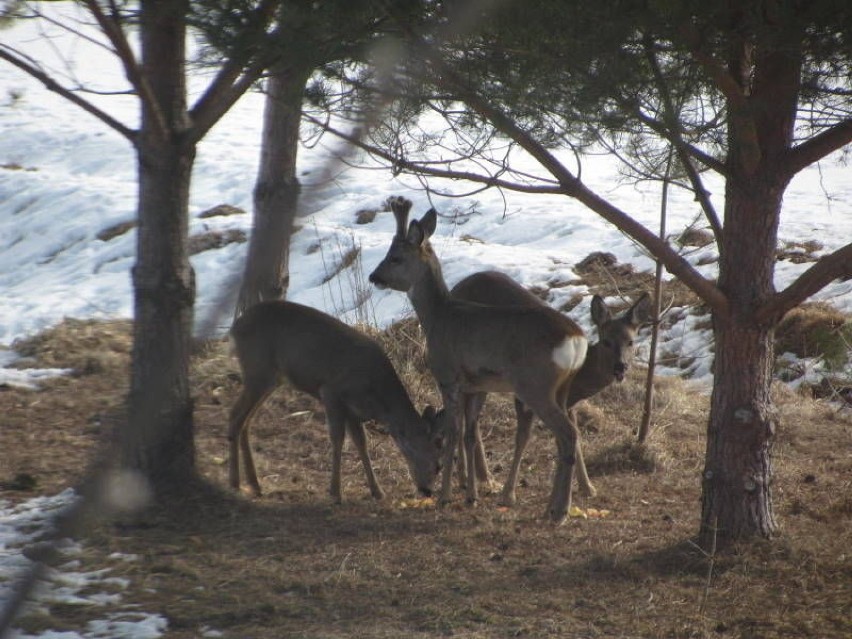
[552,335,587,371]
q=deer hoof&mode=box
[497,492,517,508]
[547,507,568,526]
[580,484,597,498]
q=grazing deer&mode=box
[451,270,652,505]
[369,197,588,523]
[228,300,442,503]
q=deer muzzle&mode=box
[368,271,388,289]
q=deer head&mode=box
[398,404,446,495]
[369,199,441,295]
[589,293,653,383]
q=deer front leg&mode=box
[549,435,577,524]
[519,391,576,524]
[498,398,534,507]
[227,395,248,493]
[346,419,385,500]
[455,433,469,490]
[569,408,596,498]
[462,403,481,505]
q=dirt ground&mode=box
[1,317,851,639]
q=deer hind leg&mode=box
[455,429,469,490]
[438,384,463,507]
[515,384,577,524]
[346,419,385,500]
[323,398,349,504]
[228,381,275,497]
[568,407,596,498]
[463,392,493,487]
[498,398,534,507]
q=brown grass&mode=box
[572,252,701,312]
[1,319,851,639]
[776,303,852,371]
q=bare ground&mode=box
[1,317,851,639]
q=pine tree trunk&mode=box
[120,0,197,493]
[234,63,311,317]
[698,15,803,548]
[699,176,785,549]
[701,320,778,546]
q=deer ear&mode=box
[407,209,437,247]
[424,406,448,446]
[590,295,611,328]
[407,219,427,246]
[420,208,438,238]
[628,292,653,327]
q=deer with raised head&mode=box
[228,300,442,503]
[369,197,588,523]
[451,270,652,506]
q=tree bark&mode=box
[700,170,786,547]
[698,21,802,548]
[234,62,311,317]
[4,1,280,496]
[120,0,197,492]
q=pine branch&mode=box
[755,243,852,325]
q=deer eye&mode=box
[389,256,403,265]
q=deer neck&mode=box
[360,367,423,441]
[568,342,610,404]
[407,258,451,335]
[385,382,423,428]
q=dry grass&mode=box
[776,303,852,371]
[1,318,851,639]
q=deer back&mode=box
[451,270,545,308]
[230,300,442,497]
[231,302,419,424]
[451,269,652,403]
[370,205,586,391]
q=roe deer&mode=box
[451,270,652,505]
[228,300,442,503]
[369,197,588,523]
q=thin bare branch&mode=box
[678,23,746,110]
[0,45,135,141]
[26,3,115,56]
[643,37,723,243]
[404,44,730,319]
[80,0,165,138]
[678,21,761,175]
[303,114,563,194]
[631,108,729,176]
